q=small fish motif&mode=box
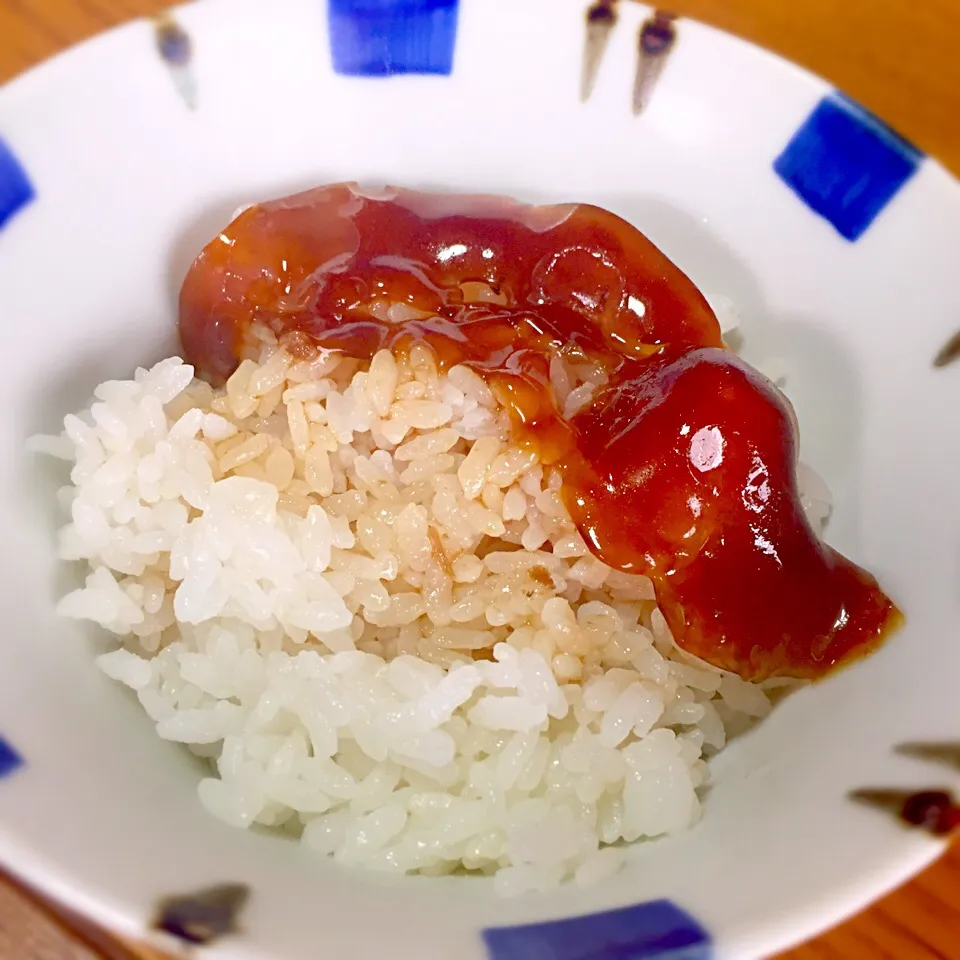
[633,10,677,115]
[933,330,960,368]
[897,741,960,770]
[153,14,196,110]
[851,788,960,837]
[152,883,249,945]
[581,0,618,103]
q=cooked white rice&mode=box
[35,328,815,894]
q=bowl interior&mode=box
[1,1,960,957]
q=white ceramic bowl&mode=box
[1,1,959,957]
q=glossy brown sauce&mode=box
[179,183,900,681]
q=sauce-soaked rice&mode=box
[179,183,900,680]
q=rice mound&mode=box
[38,330,785,894]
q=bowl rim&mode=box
[0,2,957,958]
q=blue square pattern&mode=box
[0,138,34,231]
[328,0,459,77]
[483,899,712,960]
[773,93,922,241]
[0,736,23,780]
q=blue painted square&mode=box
[0,138,35,231]
[0,736,23,779]
[482,899,711,960]
[328,0,459,77]
[773,93,922,241]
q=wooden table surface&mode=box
[1,1,959,958]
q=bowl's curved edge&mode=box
[0,3,957,960]
[727,839,946,958]
[667,7,957,186]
